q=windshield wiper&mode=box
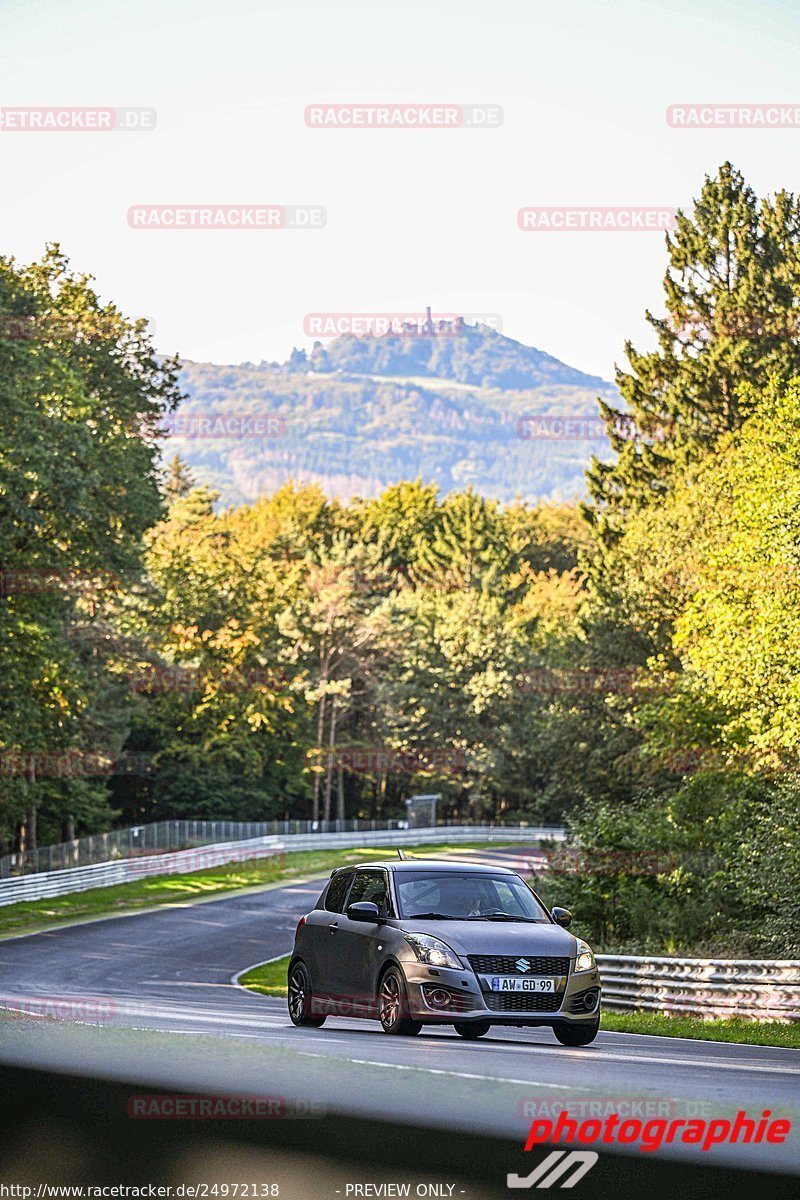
[468,914,542,922]
[405,911,458,919]
[404,911,543,922]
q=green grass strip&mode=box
[238,955,291,996]
[600,1011,800,1048]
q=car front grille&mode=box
[484,991,563,1013]
[467,955,570,976]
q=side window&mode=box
[324,871,353,913]
[346,869,392,916]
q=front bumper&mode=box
[401,959,602,1025]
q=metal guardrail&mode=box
[267,825,563,852]
[0,837,285,906]
[597,954,800,1021]
[0,824,564,907]
[0,817,423,879]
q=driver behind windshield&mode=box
[396,872,549,921]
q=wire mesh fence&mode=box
[0,817,531,879]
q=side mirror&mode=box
[347,901,382,922]
[551,906,572,928]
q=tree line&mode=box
[1,163,799,954]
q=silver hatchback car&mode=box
[288,860,601,1043]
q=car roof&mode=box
[331,859,517,875]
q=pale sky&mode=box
[1,0,798,379]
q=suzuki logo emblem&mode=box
[515,958,532,972]
[508,1151,598,1188]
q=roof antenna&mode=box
[397,848,407,860]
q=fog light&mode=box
[584,992,598,1011]
[429,988,451,1008]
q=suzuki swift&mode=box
[287,860,601,1043]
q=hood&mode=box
[397,919,578,959]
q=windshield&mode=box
[394,871,549,921]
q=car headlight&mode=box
[404,933,462,969]
[575,939,595,973]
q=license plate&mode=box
[488,976,563,992]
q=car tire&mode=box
[454,1021,491,1039]
[553,1019,599,1046]
[378,966,422,1036]
[287,961,326,1028]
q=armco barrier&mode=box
[0,825,564,907]
[597,954,800,1021]
[0,837,284,906]
[0,817,421,879]
[266,825,563,853]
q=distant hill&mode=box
[301,319,613,392]
[169,320,618,506]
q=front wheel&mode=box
[553,1019,599,1046]
[454,1021,491,1039]
[379,967,422,1036]
[288,961,326,1027]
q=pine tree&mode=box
[412,488,516,595]
[164,453,195,504]
[584,162,800,547]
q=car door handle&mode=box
[328,923,339,933]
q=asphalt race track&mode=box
[0,848,798,1177]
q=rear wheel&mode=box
[379,967,422,1036]
[288,961,326,1027]
[553,1019,599,1046]
[454,1021,491,1039]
